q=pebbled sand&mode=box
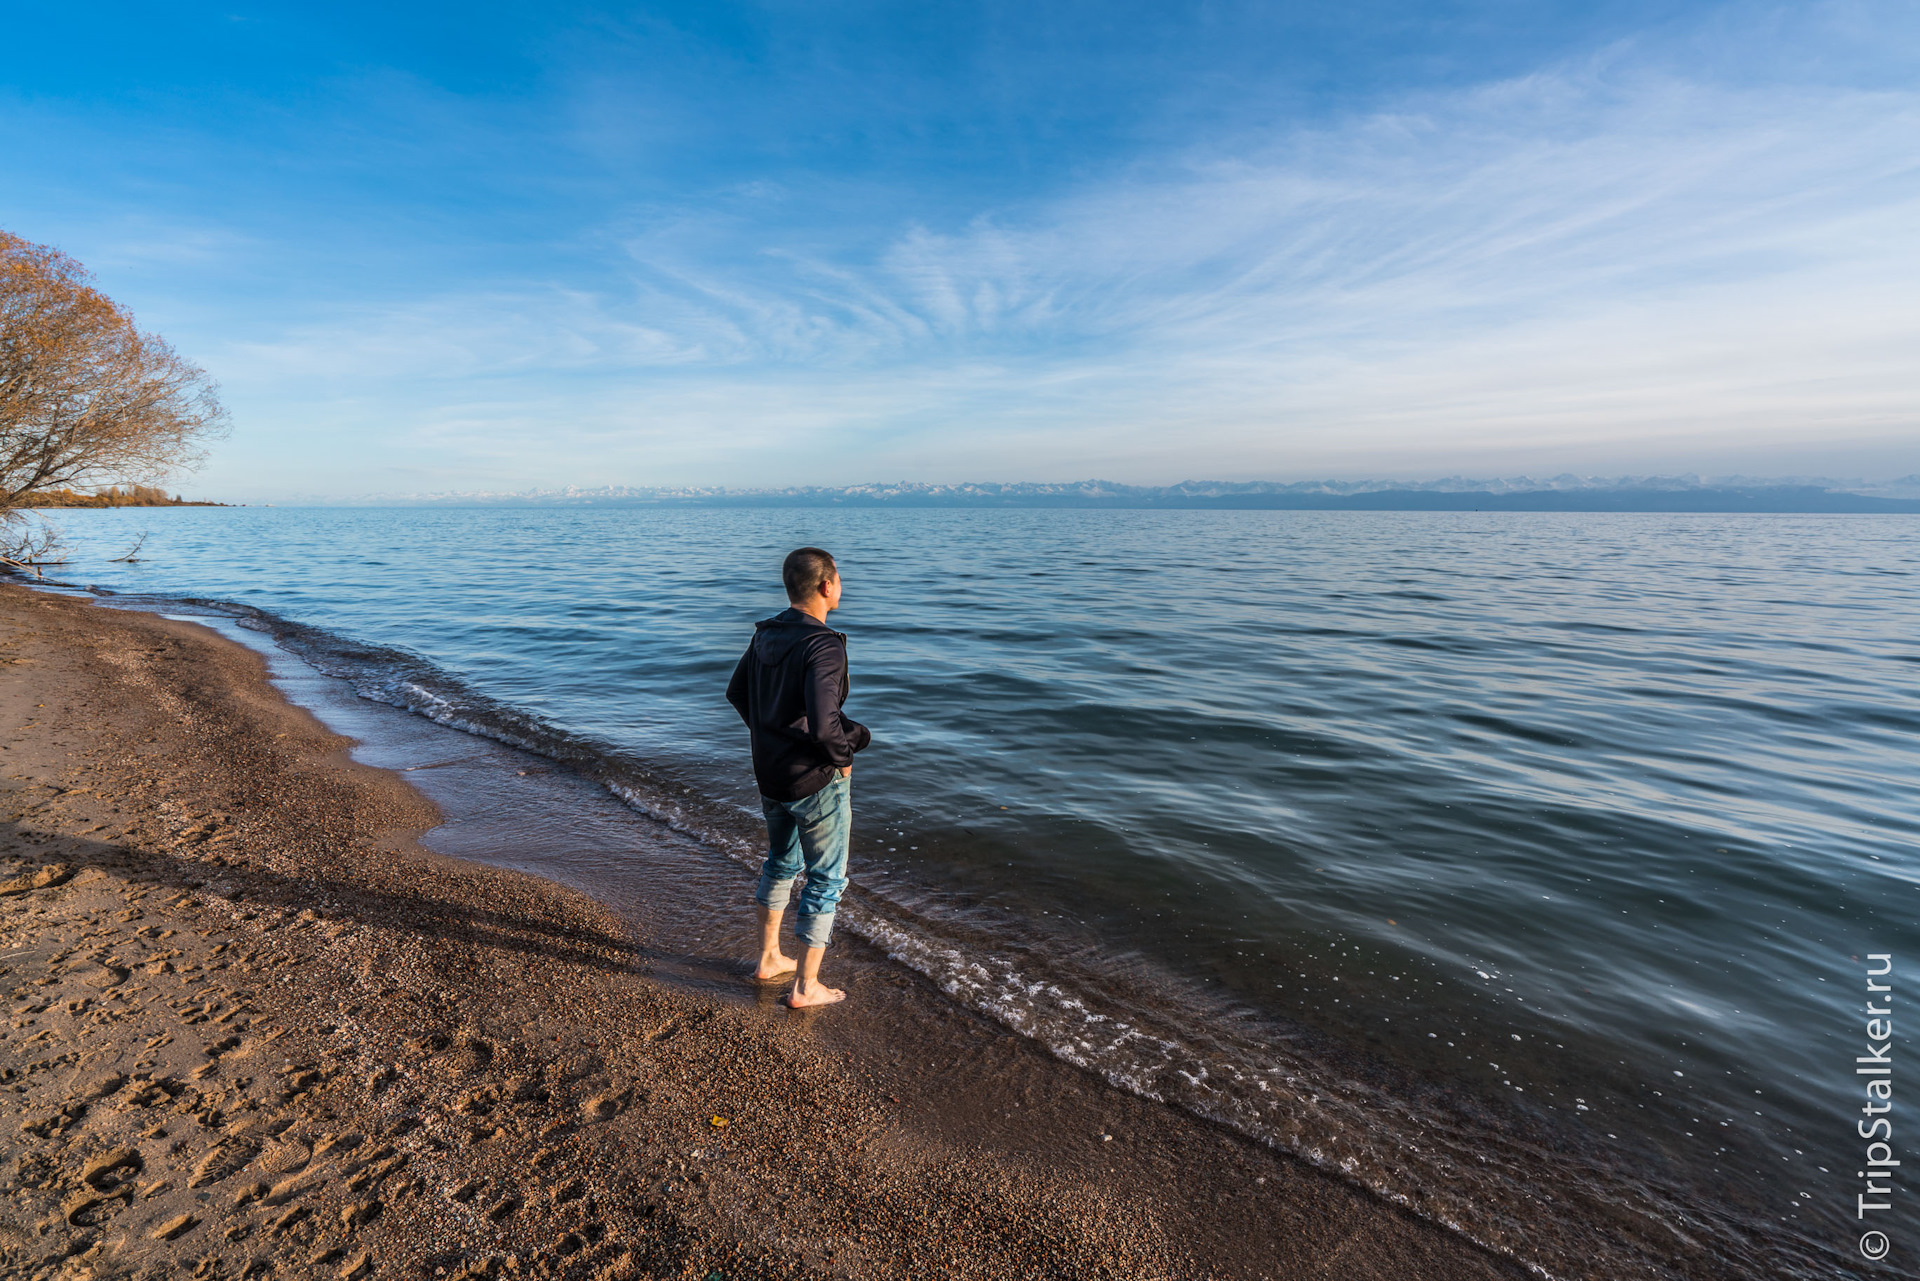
[0,584,1531,1281]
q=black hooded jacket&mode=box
[725,607,871,801]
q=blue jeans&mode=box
[754,772,850,949]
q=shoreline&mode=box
[0,584,1529,1280]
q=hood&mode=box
[751,608,836,664]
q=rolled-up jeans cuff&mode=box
[756,874,797,911]
[795,911,835,949]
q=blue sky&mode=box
[4,2,1917,499]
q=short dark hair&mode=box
[782,547,837,602]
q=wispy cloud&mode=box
[67,14,1901,494]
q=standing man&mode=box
[725,547,870,1008]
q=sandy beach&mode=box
[0,583,1531,1281]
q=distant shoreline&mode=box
[337,477,1920,513]
[31,481,1920,514]
[605,486,1920,513]
[319,489,1920,513]
[15,486,227,509]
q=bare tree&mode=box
[1,229,229,568]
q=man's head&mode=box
[782,546,841,617]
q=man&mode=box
[725,546,870,1008]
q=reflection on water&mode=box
[55,505,1920,1279]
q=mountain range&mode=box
[354,475,1920,513]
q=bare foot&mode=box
[754,951,797,982]
[783,981,846,1008]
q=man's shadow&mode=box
[0,821,659,980]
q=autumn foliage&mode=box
[0,230,227,551]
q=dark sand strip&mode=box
[0,584,1530,1281]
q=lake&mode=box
[38,504,1920,1279]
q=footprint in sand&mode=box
[256,1137,312,1178]
[263,1170,327,1207]
[189,1137,261,1187]
[581,1088,631,1123]
[507,1074,550,1105]
[268,1203,313,1233]
[340,1199,382,1228]
[447,1037,494,1073]
[81,1146,143,1189]
[80,962,131,989]
[77,1071,128,1100]
[63,1186,132,1226]
[312,1132,363,1160]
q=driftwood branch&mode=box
[0,505,65,573]
[0,553,67,578]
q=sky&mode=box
[3,1,1918,500]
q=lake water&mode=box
[36,505,1920,1279]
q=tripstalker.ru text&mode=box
[1856,954,1897,1264]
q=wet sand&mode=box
[0,584,1532,1281]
